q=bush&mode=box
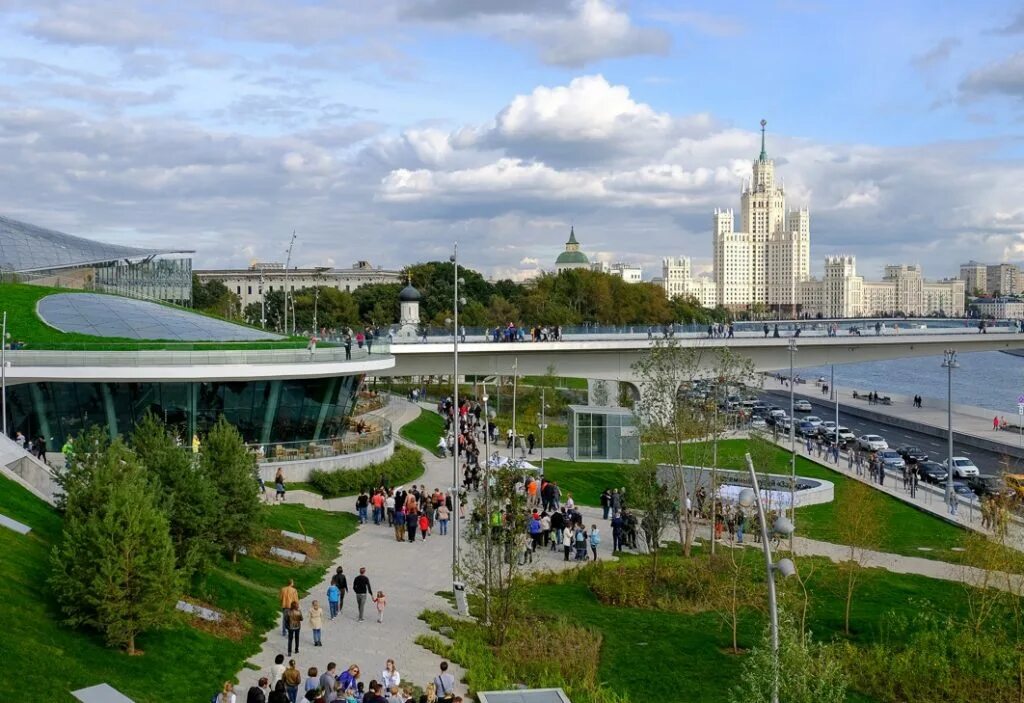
[308,446,425,497]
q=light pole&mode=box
[284,231,296,335]
[539,388,547,476]
[510,357,519,463]
[831,364,839,448]
[787,338,797,551]
[739,453,797,703]
[942,349,959,515]
[450,244,469,615]
[259,266,266,329]
[482,390,491,625]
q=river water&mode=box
[791,351,1024,415]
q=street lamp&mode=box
[539,388,548,476]
[739,452,797,703]
[450,244,469,615]
[942,349,959,515]
[481,391,491,625]
[787,338,797,551]
[1,311,7,438]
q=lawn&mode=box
[0,282,310,350]
[0,473,356,703]
[521,375,589,390]
[542,439,978,560]
[399,407,446,451]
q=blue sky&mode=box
[0,0,1022,280]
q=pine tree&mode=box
[50,451,180,655]
[199,416,263,560]
[132,412,219,576]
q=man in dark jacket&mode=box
[330,567,348,613]
[247,678,269,703]
[353,567,372,622]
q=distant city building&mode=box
[798,257,964,317]
[660,256,717,308]
[196,260,403,310]
[554,227,590,273]
[986,263,1021,296]
[592,261,642,283]
[959,261,988,295]
[972,297,1024,318]
[712,121,810,312]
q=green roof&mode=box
[556,251,590,265]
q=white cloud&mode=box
[835,182,881,209]
[960,51,1024,100]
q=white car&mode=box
[943,456,980,478]
[857,434,888,451]
[804,416,823,428]
[836,427,856,443]
[794,399,813,412]
[750,416,768,429]
[818,421,837,437]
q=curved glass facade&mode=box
[6,375,363,449]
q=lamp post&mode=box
[942,349,959,514]
[482,390,491,625]
[739,453,797,703]
[539,388,547,476]
[450,243,469,615]
[510,357,519,463]
[787,338,797,551]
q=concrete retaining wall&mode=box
[258,440,394,482]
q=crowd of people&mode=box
[354,484,454,543]
[221,656,463,703]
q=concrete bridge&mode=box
[386,329,1024,382]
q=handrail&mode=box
[247,417,392,463]
[4,344,392,367]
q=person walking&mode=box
[279,579,298,637]
[436,502,450,535]
[353,567,372,622]
[373,590,387,623]
[589,524,601,561]
[381,660,401,692]
[435,662,456,702]
[562,524,573,561]
[320,663,340,703]
[327,583,341,620]
[309,599,324,647]
[600,489,611,520]
[285,601,302,656]
[248,678,270,703]
[282,660,302,703]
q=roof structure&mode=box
[0,215,192,273]
[555,226,589,266]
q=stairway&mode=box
[0,434,57,505]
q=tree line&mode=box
[192,264,727,333]
[50,414,262,654]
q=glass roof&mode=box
[38,293,283,342]
[0,215,192,273]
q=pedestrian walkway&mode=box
[234,397,616,696]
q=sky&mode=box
[1,0,1023,282]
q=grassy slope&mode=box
[542,439,973,560]
[527,556,974,703]
[399,408,446,451]
[0,282,309,350]
[0,474,356,702]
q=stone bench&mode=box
[176,600,224,622]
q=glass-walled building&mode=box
[7,376,363,449]
[567,405,640,462]
[0,214,193,304]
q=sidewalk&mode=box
[234,397,616,696]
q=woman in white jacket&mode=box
[381,658,402,690]
[562,524,573,562]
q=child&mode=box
[418,512,430,541]
[373,590,387,623]
[327,584,340,620]
[309,599,324,647]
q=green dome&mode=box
[556,250,590,265]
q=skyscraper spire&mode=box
[759,118,768,162]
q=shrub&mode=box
[308,446,424,497]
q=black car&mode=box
[917,461,948,484]
[897,445,928,464]
[951,481,976,498]
[965,475,1005,498]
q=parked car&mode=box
[778,417,793,431]
[896,446,928,464]
[836,426,856,444]
[965,475,1005,498]
[751,416,768,429]
[794,399,813,412]
[804,416,823,429]
[877,449,906,470]
[818,421,837,438]
[942,456,980,478]
[916,461,948,484]
[857,434,888,451]
[797,421,816,437]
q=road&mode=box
[758,389,1016,476]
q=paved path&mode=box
[234,397,617,697]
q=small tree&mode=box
[834,481,882,634]
[625,460,676,584]
[51,426,113,512]
[132,411,219,577]
[50,447,180,654]
[199,416,263,560]
[709,547,762,654]
[730,613,848,703]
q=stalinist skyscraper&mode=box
[713,120,810,311]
